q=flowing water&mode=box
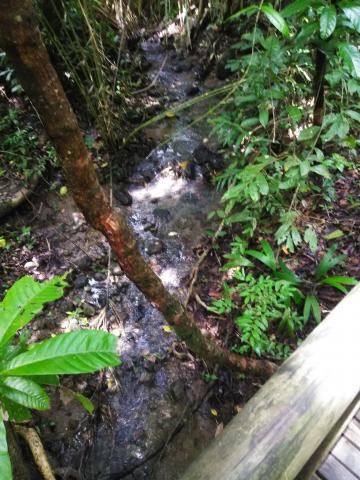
[38,38,224,480]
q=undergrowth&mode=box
[207,1,360,359]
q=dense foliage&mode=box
[208,0,360,357]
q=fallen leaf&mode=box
[282,245,289,255]
[163,325,173,333]
[211,408,218,417]
[165,111,175,118]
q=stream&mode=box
[22,37,224,480]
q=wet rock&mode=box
[172,59,192,73]
[143,221,158,234]
[170,379,186,402]
[128,173,146,185]
[216,53,232,80]
[138,165,155,182]
[78,255,92,271]
[139,371,154,386]
[117,282,130,294]
[193,144,224,170]
[115,188,133,207]
[153,207,171,222]
[185,84,200,96]
[97,291,107,308]
[24,260,38,271]
[183,161,196,180]
[146,239,166,255]
[94,272,107,282]
[73,274,88,289]
[180,192,199,204]
[82,303,96,317]
[112,264,122,275]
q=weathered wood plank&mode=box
[311,474,322,480]
[318,454,359,480]
[332,437,360,477]
[345,421,360,448]
[299,396,360,479]
[181,284,360,480]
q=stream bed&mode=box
[28,38,226,480]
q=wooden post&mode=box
[181,284,360,480]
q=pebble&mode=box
[115,189,133,207]
[185,84,200,96]
[146,239,166,255]
[139,371,154,386]
[73,274,88,289]
[153,207,171,221]
[112,265,122,275]
[94,272,107,282]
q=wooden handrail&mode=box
[181,284,360,480]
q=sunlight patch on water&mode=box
[131,173,187,202]
[159,267,180,287]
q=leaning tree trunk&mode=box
[313,47,326,126]
[0,0,276,377]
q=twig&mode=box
[185,219,224,307]
[132,54,168,95]
[14,425,56,480]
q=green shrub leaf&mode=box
[0,275,67,348]
[0,377,50,410]
[261,5,290,37]
[0,415,12,480]
[1,330,120,376]
[281,0,312,18]
[338,43,360,78]
[320,5,337,39]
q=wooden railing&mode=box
[181,284,360,480]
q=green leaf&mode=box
[259,106,269,127]
[320,5,337,39]
[227,5,258,22]
[320,276,357,294]
[261,4,290,37]
[246,240,276,272]
[340,3,360,33]
[298,126,321,142]
[276,259,301,285]
[344,109,360,123]
[314,245,346,281]
[0,397,31,422]
[310,165,331,179]
[338,43,360,78]
[73,392,95,414]
[257,174,269,195]
[287,106,302,122]
[0,276,67,348]
[300,159,310,177]
[0,415,12,480]
[323,229,344,240]
[304,227,318,253]
[0,377,50,410]
[27,375,60,386]
[281,0,312,18]
[303,295,321,324]
[1,330,120,376]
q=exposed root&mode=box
[14,425,55,480]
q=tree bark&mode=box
[313,48,326,127]
[0,0,276,378]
